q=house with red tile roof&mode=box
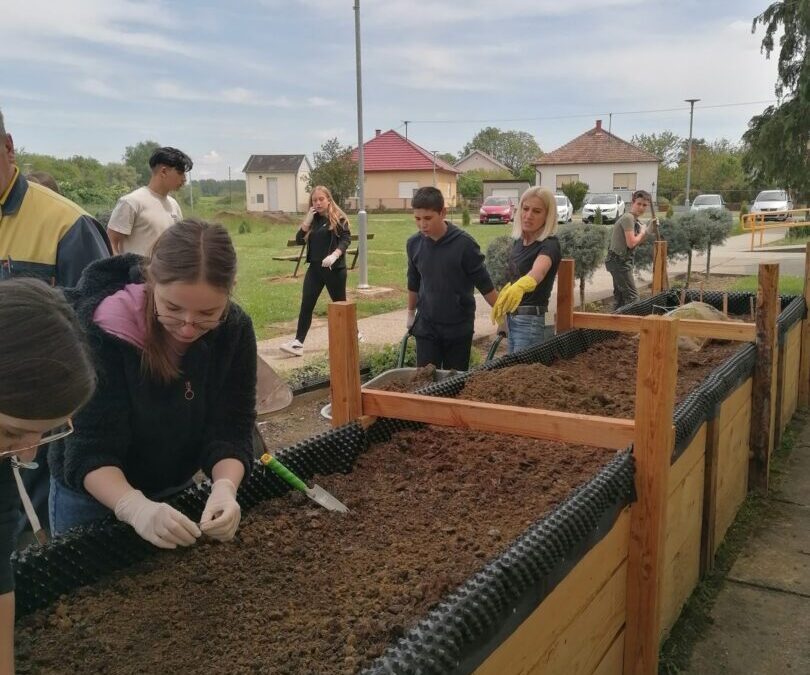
[348,129,459,209]
[532,120,660,203]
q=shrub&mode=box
[704,209,734,275]
[485,235,513,289]
[633,216,690,273]
[238,220,252,234]
[462,206,471,227]
[594,207,603,225]
[561,181,589,212]
[558,222,609,307]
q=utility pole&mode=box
[432,150,438,187]
[228,165,232,207]
[188,170,194,213]
[354,0,369,289]
[684,98,700,208]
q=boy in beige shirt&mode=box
[107,147,192,255]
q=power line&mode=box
[401,99,778,126]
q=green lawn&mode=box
[186,198,510,340]
[730,275,805,295]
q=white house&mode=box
[533,120,660,203]
[243,155,312,213]
[453,149,511,174]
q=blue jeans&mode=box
[507,313,549,354]
[49,477,112,536]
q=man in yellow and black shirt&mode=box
[0,108,110,285]
[0,107,110,540]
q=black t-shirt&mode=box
[507,236,562,308]
[0,459,19,593]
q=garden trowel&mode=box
[260,453,349,513]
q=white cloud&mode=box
[200,150,221,163]
[75,78,125,100]
[307,96,336,107]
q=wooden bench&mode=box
[272,233,375,277]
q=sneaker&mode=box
[280,339,304,356]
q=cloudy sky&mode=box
[3,0,780,179]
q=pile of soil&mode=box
[371,364,458,393]
[16,430,614,675]
[459,335,742,418]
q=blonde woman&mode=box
[491,187,562,353]
[280,185,352,356]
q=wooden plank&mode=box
[749,263,779,492]
[592,629,625,675]
[652,241,668,294]
[572,312,756,342]
[361,390,636,449]
[714,379,753,550]
[799,244,810,409]
[780,324,801,427]
[327,302,362,426]
[660,426,706,637]
[556,258,575,332]
[701,415,722,575]
[475,509,630,675]
[624,316,678,675]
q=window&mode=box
[398,181,419,199]
[613,173,637,190]
[556,174,579,189]
[256,193,264,204]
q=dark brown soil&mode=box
[459,335,741,418]
[16,431,614,675]
[14,334,746,674]
[371,364,459,393]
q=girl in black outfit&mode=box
[0,279,96,675]
[280,185,351,356]
[48,220,257,549]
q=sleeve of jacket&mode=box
[295,228,307,245]
[200,313,258,479]
[56,215,112,287]
[54,336,134,492]
[0,461,19,593]
[336,218,352,254]
[462,236,495,295]
[406,237,421,293]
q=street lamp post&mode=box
[354,0,369,289]
[684,98,700,208]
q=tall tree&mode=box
[438,152,457,165]
[743,1,810,196]
[123,140,161,185]
[630,131,683,167]
[461,127,541,176]
[307,138,357,209]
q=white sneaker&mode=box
[280,339,304,356]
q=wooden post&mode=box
[327,302,363,427]
[722,293,728,317]
[652,241,668,294]
[700,415,722,575]
[748,264,779,492]
[624,315,679,675]
[556,258,575,332]
[798,244,810,409]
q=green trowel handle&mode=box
[260,454,308,493]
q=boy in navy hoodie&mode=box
[406,187,498,370]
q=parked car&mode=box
[582,194,625,224]
[690,194,726,213]
[555,195,573,223]
[479,196,515,224]
[751,190,793,221]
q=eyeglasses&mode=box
[154,309,227,332]
[0,419,74,459]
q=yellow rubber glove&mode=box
[491,275,538,324]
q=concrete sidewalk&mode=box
[258,228,801,373]
[685,413,810,674]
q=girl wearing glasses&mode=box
[48,219,257,550]
[1,279,96,675]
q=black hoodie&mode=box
[48,255,257,496]
[406,222,494,335]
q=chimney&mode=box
[375,129,382,137]
[595,119,602,131]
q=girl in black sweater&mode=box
[0,279,96,675]
[49,220,257,549]
[280,185,351,356]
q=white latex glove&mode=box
[302,208,316,230]
[406,310,416,330]
[321,251,340,268]
[114,489,201,549]
[200,478,241,542]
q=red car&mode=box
[479,196,515,224]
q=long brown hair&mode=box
[0,278,96,419]
[310,185,348,232]
[142,219,237,383]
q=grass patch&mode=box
[729,275,805,295]
[658,424,797,673]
